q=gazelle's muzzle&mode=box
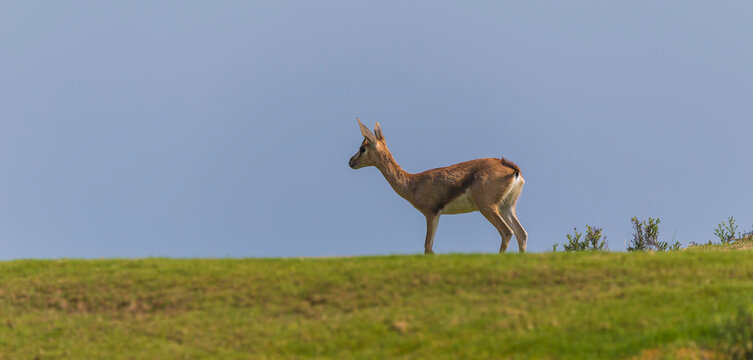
[349,155,358,169]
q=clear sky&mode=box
[1,2,752,259]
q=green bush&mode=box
[562,225,608,252]
[714,216,740,244]
[739,225,753,241]
[627,217,680,251]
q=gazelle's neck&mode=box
[375,151,413,202]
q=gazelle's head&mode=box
[349,118,386,169]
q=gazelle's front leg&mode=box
[424,213,440,255]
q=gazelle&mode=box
[349,118,528,254]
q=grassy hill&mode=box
[1,243,753,359]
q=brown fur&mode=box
[350,119,528,254]
[410,158,517,214]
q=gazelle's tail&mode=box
[500,157,521,178]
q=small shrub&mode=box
[717,305,753,360]
[714,216,740,244]
[585,225,608,251]
[563,228,583,251]
[739,225,753,241]
[563,225,608,252]
[628,217,680,251]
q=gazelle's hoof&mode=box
[424,250,435,255]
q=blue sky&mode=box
[1,2,752,258]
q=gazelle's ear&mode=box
[374,122,384,142]
[357,117,377,145]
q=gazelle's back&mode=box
[409,158,521,215]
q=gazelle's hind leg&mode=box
[500,206,527,253]
[477,206,514,253]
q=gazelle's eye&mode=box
[359,146,366,153]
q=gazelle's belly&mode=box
[441,189,478,214]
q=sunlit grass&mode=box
[1,249,752,359]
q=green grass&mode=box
[1,247,753,359]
